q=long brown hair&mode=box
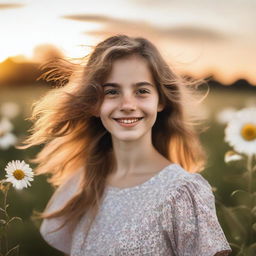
[18,34,209,236]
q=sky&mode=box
[0,0,256,85]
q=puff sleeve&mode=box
[40,169,82,254]
[162,174,232,256]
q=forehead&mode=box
[104,55,154,84]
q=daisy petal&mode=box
[225,107,256,156]
[4,160,34,190]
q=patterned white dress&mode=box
[40,163,232,256]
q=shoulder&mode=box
[163,164,215,210]
[44,167,83,213]
[165,164,213,193]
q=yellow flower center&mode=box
[13,169,25,180]
[241,124,256,141]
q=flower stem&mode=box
[0,183,10,256]
[247,154,253,194]
[247,154,254,245]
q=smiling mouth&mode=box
[113,117,144,124]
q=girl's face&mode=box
[99,55,163,143]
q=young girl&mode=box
[21,35,232,255]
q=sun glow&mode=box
[0,2,102,62]
[0,0,256,84]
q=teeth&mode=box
[117,118,140,124]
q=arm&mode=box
[40,169,83,255]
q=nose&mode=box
[120,93,136,112]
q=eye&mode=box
[137,89,150,95]
[104,89,119,95]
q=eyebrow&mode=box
[102,82,154,88]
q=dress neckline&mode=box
[106,163,179,193]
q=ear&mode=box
[157,103,164,112]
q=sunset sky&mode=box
[0,0,256,85]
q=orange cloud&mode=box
[0,4,25,9]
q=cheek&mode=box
[141,100,159,115]
[99,104,111,130]
[99,101,113,118]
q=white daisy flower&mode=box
[0,117,13,133]
[5,160,34,190]
[0,118,16,150]
[0,132,17,150]
[224,150,243,163]
[1,102,20,119]
[216,107,237,124]
[224,107,256,156]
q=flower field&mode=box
[0,85,255,256]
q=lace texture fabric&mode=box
[40,164,232,256]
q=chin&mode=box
[114,135,141,142]
[111,131,148,143]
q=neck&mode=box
[111,132,171,177]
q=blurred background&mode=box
[0,0,255,255]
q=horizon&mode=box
[0,0,256,85]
